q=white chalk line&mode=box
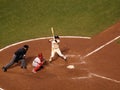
[66,54,81,58]
[65,54,87,65]
[71,71,92,80]
[84,35,120,58]
[69,61,86,65]
[0,36,91,52]
[72,76,91,80]
[90,73,120,83]
[72,72,120,84]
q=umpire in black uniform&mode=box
[2,45,29,72]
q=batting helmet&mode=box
[54,35,59,39]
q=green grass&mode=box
[116,39,120,44]
[0,0,120,48]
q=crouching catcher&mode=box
[32,53,46,73]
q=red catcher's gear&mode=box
[34,64,41,71]
[34,62,43,71]
[38,53,43,61]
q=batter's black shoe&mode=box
[49,60,52,63]
[63,56,67,62]
[65,59,67,61]
[64,58,67,62]
[2,67,7,72]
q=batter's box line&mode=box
[71,76,91,80]
[90,73,120,84]
[71,73,92,80]
[65,54,86,64]
[66,54,81,58]
[72,72,120,84]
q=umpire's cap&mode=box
[23,45,29,49]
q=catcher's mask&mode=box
[38,53,43,60]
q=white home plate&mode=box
[0,88,4,90]
[67,65,75,69]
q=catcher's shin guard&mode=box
[34,64,41,72]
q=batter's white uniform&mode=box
[49,38,66,62]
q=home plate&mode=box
[67,65,75,69]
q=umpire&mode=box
[2,45,29,72]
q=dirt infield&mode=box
[0,22,120,90]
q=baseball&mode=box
[67,65,75,69]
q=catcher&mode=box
[32,53,46,73]
[49,35,67,63]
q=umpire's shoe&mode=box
[21,66,27,69]
[2,67,7,72]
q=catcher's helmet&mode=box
[54,35,59,39]
[38,53,43,60]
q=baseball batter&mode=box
[49,35,67,63]
[32,53,46,73]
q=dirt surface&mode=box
[0,22,120,90]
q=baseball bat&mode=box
[51,27,54,38]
